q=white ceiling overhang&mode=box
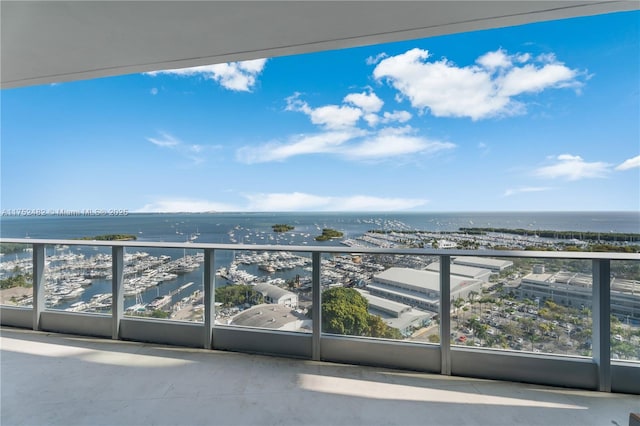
[1,1,638,89]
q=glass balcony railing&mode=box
[1,237,638,394]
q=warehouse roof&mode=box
[230,304,307,329]
[426,262,492,280]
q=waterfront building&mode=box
[367,267,484,313]
[452,256,514,273]
[356,289,434,337]
[425,262,492,282]
[253,282,298,307]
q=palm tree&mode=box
[453,297,465,329]
[467,290,478,314]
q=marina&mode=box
[1,212,638,331]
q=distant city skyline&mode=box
[1,11,638,212]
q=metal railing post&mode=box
[204,248,215,349]
[439,255,451,375]
[32,243,45,330]
[592,259,611,392]
[312,252,321,361]
[111,246,124,340]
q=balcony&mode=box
[3,326,639,426]
[1,237,638,402]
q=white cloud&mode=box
[615,155,640,171]
[236,129,364,164]
[366,53,388,65]
[243,192,427,211]
[145,58,267,92]
[150,87,158,95]
[310,104,363,129]
[237,126,454,164]
[477,49,512,70]
[503,187,552,197]
[265,92,453,164]
[498,63,578,97]
[534,154,610,180]
[363,113,380,127]
[477,142,490,156]
[342,126,454,160]
[137,193,427,213]
[136,198,237,213]
[381,110,412,124]
[147,131,220,164]
[286,93,362,130]
[373,47,583,120]
[147,132,180,147]
[344,91,384,113]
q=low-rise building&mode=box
[519,272,640,320]
[452,256,513,272]
[356,289,434,336]
[253,282,298,307]
[367,267,483,313]
[426,262,492,282]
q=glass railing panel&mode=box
[0,242,33,307]
[42,244,112,312]
[122,246,204,322]
[215,249,312,333]
[321,252,438,342]
[610,260,640,362]
[451,256,592,357]
[47,243,111,312]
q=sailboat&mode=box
[126,291,147,314]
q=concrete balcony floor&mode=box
[1,327,638,426]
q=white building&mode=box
[367,267,484,313]
[452,256,514,272]
[519,272,640,320]
[356,290,434,337]
[426,262,492,282]
[253,282,298,307]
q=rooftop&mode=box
[452,256,515,269]
[426,262,493,279]
[229,304,309,330]
[374,267,482,293]
[2,327,638,426]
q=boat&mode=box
[258,263,276,273]
[147,294,172,310]
[126,291,147,314]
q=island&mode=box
[0,243,29,255]
[77,234,137,241]
[272,224,294,233]
[315,228,344,241]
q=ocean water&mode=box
[1,211,639,242]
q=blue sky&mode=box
[1,11,639,213]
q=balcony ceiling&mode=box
[1,1,638,89]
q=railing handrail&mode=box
[1,237,639,260]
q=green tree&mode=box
[149,310,170,319]
[453,297,465,328]
[322,287,370,335]
[216,284,264,307]
[368,315,403,339]
[321,287,402,339]
[428,334,440,343]
[467,291,479,313]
